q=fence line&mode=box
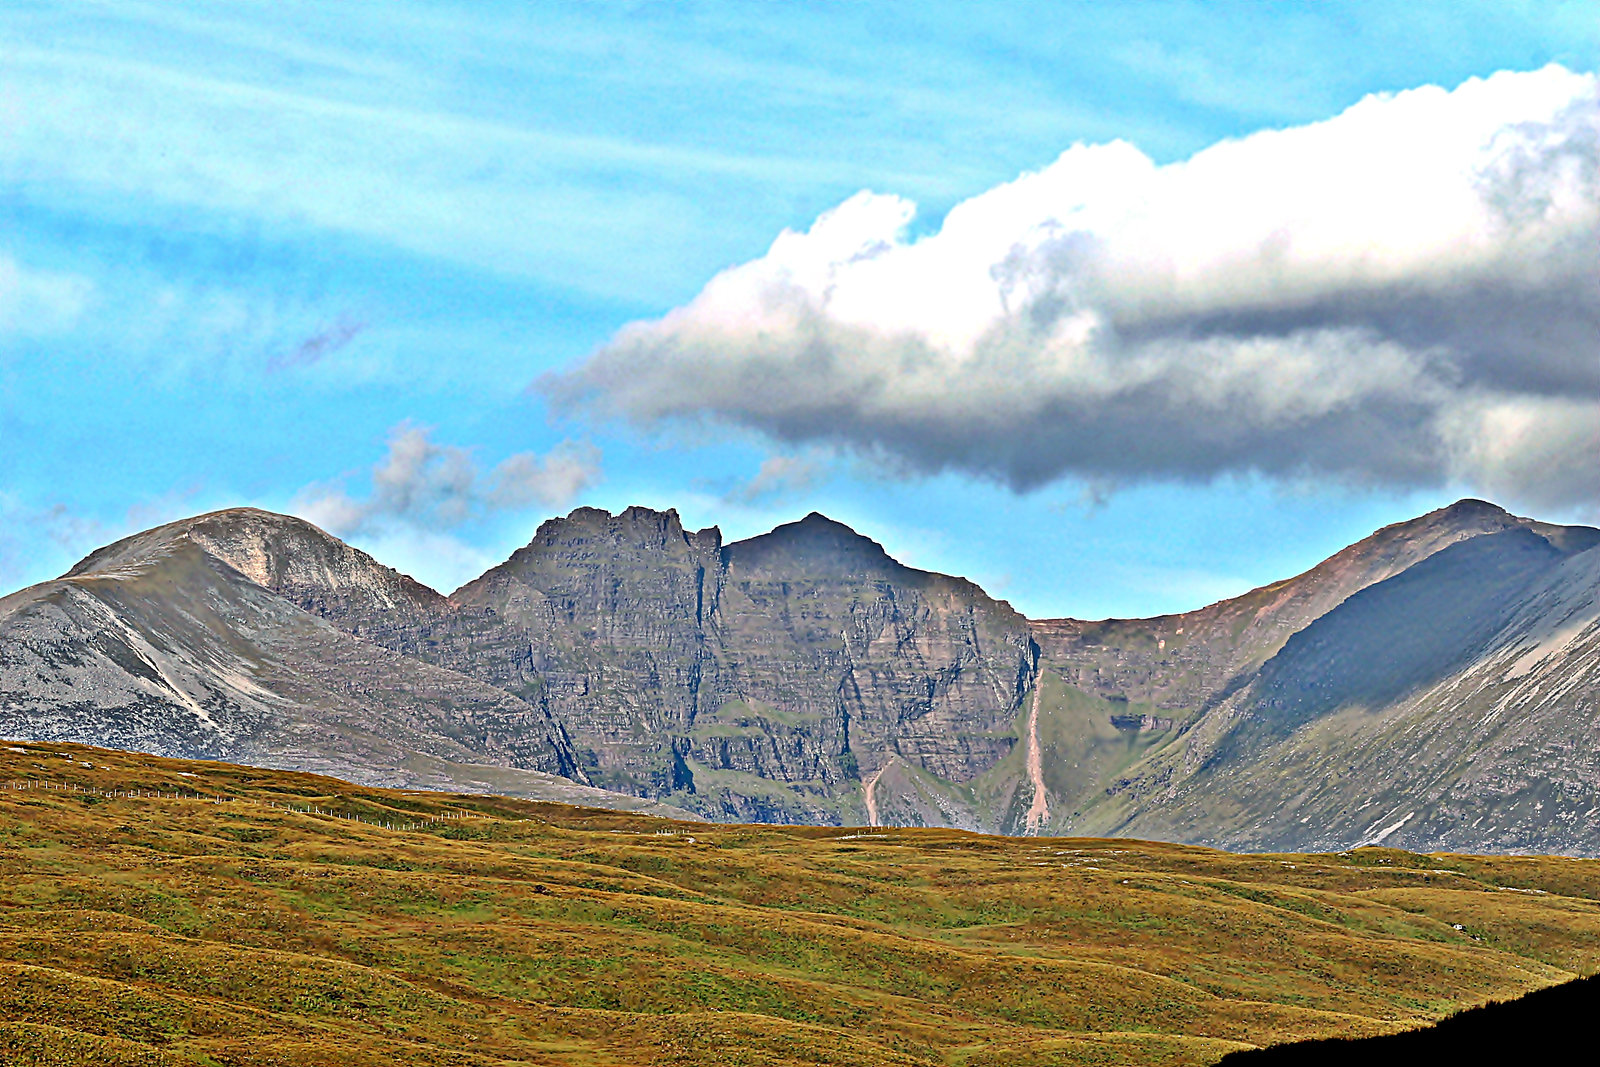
[2,777,492,834]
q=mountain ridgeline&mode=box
[3,498,1598,851]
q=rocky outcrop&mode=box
[304,507,1037,822]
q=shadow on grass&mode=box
[1220,972,1599,1064]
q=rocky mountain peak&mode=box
[1397,497,1516,538]
[65,507,447,613]
[726,511,902,577]
[1359,497,1597,564]
[12,494,1600,848]
[523,504,720,552]
[1436,497,1509,518]
[471,505,721,593]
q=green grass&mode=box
[5,743,1600,1065]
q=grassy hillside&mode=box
[5,744,1600,1066]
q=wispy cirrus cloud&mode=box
[548,66,1600,515]
[0,253,93,338]
[726,455,825,505]
[267,317,365,373]
[293,424,602,537]
[0,26,946,308]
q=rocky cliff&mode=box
[3,505,1036,826]
[288,506,1036,823]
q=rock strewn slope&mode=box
[0,511,625,805]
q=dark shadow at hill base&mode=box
[1218,973,1600,1064]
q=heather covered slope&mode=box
[8,742,1600,1067]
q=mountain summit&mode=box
[4,499,1599,851]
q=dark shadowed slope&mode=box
[1218,973,1600,1065]
[1083,514,1600,852]
[1242,528,1569,732]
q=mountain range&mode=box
[2,497,1597,853]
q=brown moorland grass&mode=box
[2,742,1600,1066]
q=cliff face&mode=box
[446,506,724,799]
[696,514,1034,820]
[309,507,1036,823]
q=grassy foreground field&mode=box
[4,744,1600,1066]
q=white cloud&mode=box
[727,455,824,504]
[1440,396,1600,519]
[549,66,1600,513]
[294,425,602,536]
[0,254,93,337]
[486,443,606,511]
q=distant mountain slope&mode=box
[1082,514,1600,852]
[3,498,1598,848]
[1030,499,1575,711]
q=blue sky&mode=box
[2,1,1596,618]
